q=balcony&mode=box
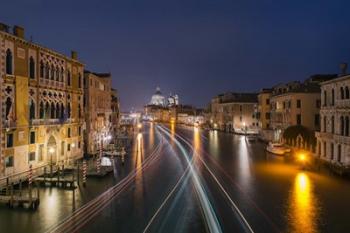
[334,134,350,144]
[30,118,62,126]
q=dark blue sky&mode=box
[2,0,350,110]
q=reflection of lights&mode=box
[288,172,318,233]
[243,122,246,127]
[71,143,75,148]
[213,123,218,128]
[137,123,142,129]
[194,122,199,128]
[105,135,112,140]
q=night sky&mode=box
[2,0,350,111]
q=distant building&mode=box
[257,89,273,141]
[149,87,166,106]
[84,71,112,155]
[210,92,258,134]
[316,66,350,168]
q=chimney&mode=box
[71,50,78,60]
[13,25,24,39]
[340,63,348,76]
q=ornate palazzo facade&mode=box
[0,25,84,176]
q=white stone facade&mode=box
[316,74,350,166]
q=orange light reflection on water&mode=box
[288,172,318,233]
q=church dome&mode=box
[150,87,166,106]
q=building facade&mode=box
[316,74,350,166]
[111,88,120,141]
[210,93,258,134]
[0,24,84,176]
[83,71,112,155]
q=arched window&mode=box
[78,104,81,118]
[5,97,12,120]
[56,67,59,82]
[346,87,350,99]
[45,62,50,79]
[78,73,82,88]
[323,116,327,132]
[346,116,350,136]
[51,102,55,118]
[61,103,65,119]
[67,103,71,118]
[39,102,44,119]
[60,67,64,82]
[29,57,35,79]
[341,87,344,99]
[29,100,35,120]
[67,70,71,86]
[56,102,60,118]
[331,115,334,133]
[40,61,44,78]
[51,65,55,80]
[340,116,344,135]
[45,102,50,118]
[6,49,13,75]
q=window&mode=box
[67,103,71,118]
[56,67,59,81]
[6,49,12,75]
[340,116,344,135]
[51,102,55,119]
[346,116,349,136]
[331,143,334,160]
[316,99,321,108]
[341,87,344,99]
[67,71,71,86]
[265,112,270,120]
[323,142,327,157]
[5,97,12,120]
[78,126,81,136]
[297,99,301,108]
[78,74,82,88]
[5,156,14,167]
[29,57,35,79]
[40,61,44,78]
[38,144,44,161]
[265,99,270,105]
[29,100,35,120]
[67,143,71,152]
[346,87,350,99]
[297,114,301,125]
[239,105,242,112]
[323,116,327,133]
[323,90,327,106]
[240,116,242,122]
[331,89,335,105]
[6,133,13,148]
[39,102,44,119]
[30,131,35,144]
[61,141,65,156]
[314,114,320,128]
[331,116,335,133]
[56,103,60,119]
[45,62,49,79]
[51,65,55,80]
[28,152,36,162]
[338,145,342,162]
[78,141,81,148]
[68,128,71,138]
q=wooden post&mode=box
[77,163,80,186]
[19,179,22,197]
[29,165,33,204]
[57,166,60,187]
[44,167,47,184]
[83,160,87,187]
[10,183,14,208]
[6,177,9,196]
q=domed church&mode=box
[149,87,166,106]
